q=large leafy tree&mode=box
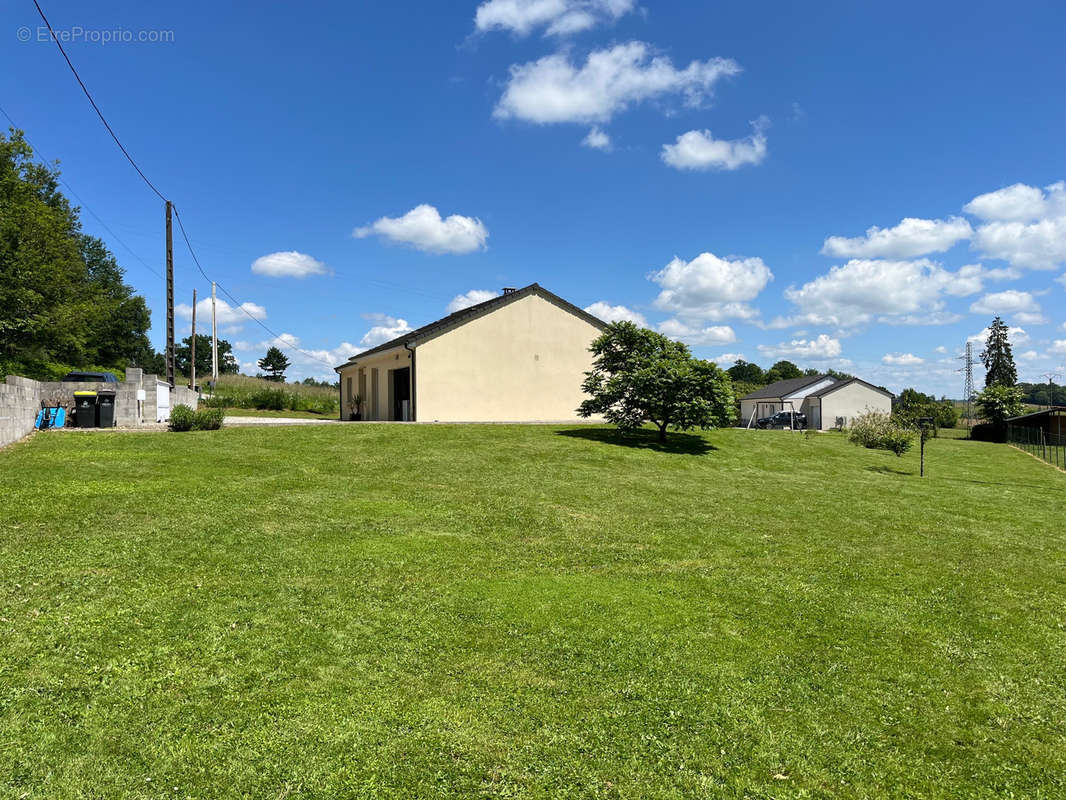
[894,387,958,432]
[727,359,765,385]
[578,322,735,443]
[981,317,1017,388]
[0,129,154,371]
[765,360,803,383]
[976,384,1024,427]
[257,346,291,382]
[175,334,239,379]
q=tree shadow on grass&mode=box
[865,464,915,476]
[556,427,717,455]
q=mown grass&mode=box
[1,425,1064,799]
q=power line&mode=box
[27,0,338,372]
[171,205,337,368]
[0,102,165,283]
[31,0,167,202]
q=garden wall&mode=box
[0,369,198,449]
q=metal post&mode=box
[165,200,175,388]
[190,289,197,391]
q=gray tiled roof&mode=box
[739,375,832,400]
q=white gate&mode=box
[156,381,171,422]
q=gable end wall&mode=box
[415,293,602,422]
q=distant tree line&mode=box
[0,130,159,378]
[1017,381,1065,407]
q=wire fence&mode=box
[1008,425,1066,471]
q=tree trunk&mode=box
[657,423,667,443]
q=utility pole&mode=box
[165,200,175,388]
[211,282,219,383]
[190,289,197,391]
[1040,371,1061,410]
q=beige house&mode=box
[334,284,607,422]
[739,375,893,430]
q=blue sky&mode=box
[3,0,1065,394]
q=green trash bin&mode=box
[73,391,97,428]
[96,389,117,428]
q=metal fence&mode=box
[1008,424,1066,470]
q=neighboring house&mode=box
[334,284,606,422]
[739,375,893,430]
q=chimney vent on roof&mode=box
[502,287,517,294]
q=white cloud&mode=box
[882,352,924,366]
[944,263,985,296]
[821,217,972,259]
[661,117,768,171]
[657,318,736,346]
[581,126,611,150]
[232,333,361,382]
[446,289,501,314]
[583,301,647,326]
[1013,312,1048,326]
[780,259,988,329]
[493,42,740,125]
[1051,340,1066,356]
[650,252,772,320]
[935,345,948,354]
[354,204,488,254]
[359,314,414,347]
[474,0,636,37]
[971,216,1066,270]
[965,181,1066,270]
[968,289,1040,314]
[1017,350,1040,362]
[250,251,328,278]
[964,181,1066,222]
[175,298,267,330]
[710,352,744,365]
[758,334,842,361]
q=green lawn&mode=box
[1,425,1064,798]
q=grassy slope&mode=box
[1,426,1064,799]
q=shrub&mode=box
[192,407,224,431]
[250,388,286,411]
[169,404,195,432]
[169,405,224,432]
[848,411,915,457]
[934,401,959,430]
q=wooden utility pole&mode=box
[165,201,175,387]
[190,289,197,391]
[211,282,218,382]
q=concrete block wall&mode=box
[0,368,199,447]
[0,376,44,449]
[172,386,198,409]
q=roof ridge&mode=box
[335,283,604,369]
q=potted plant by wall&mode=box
[348,394,363,421]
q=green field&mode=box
[1,425,1064,798]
